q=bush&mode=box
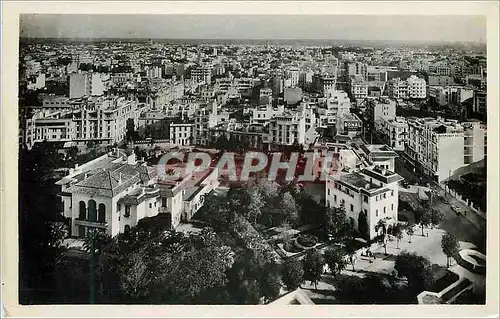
[296,234,318,248]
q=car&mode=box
[442,198,449,204]
[451,205,462,214]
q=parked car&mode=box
[442,197,449,204]
[452,205,461,215]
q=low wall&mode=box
[443,184,486,219]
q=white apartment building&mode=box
[26,96,147,149]
[351,80,369,100]
[377,117,409,151]
[386,78,408,99]
[147,66,162,79]
[348,62,368,79]
[405,117,466,183]
[70,72,104,99]
[368,97,397,123]
[287,67,300,88]
[462,121,486,165]
[326,165,403,239]
[268,106,317,146]
[190,66,212,84]
[252,103,285,125]
[429,86,474,107]
[169,123,194,146]
[406,75,427,99]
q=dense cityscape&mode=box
[18,24,487,305]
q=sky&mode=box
[20,14,487,43]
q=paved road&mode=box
[429,188,486,253]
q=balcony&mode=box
[75,218,107,229]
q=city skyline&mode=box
[20,14,487,43]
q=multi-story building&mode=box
[405,117,466,183]
[336,113,363,137]
[428,75,455,87]
[376,117,409,151]
[169,122,194,146]
[462,121,486,165]
[25,96,147,149]
[268,106,317,146]
[251,103,285,125]
[56,150,219,238]
[429,86,474,107]
[348,62,368,79]
[473,90,487,116]
[406,75,426,99]
[190,66,212,84]
[70,72,104,99]
[366,97,397,123]
[326,165,403,239]
[386,78,408,99]
[287,67,300,88]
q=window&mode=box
[88,200,97,222]
[334,195,337,202]
[149,203,152,209]
[391,204,394,211]
[391,190,394,196]
[98,204,106,223]
[376,209,378,217]
[327,188,330,195]
[78,201,86,220]
[350,204,354,212]
[363,195,368,203]
[162,197,167,208]
[383,207,386,214]
[117,203,121,212]
[124,205,131,218]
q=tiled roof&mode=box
[66,163,154,198]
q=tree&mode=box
[324,247,347,278]
[321,205,351,242]
[405,226,414,243]
[97,225,234,304]
[83,229,112,255]
[357,211,368,239]
[441,232,459,267]
[281,258,304,291]
[258,268,281,303]
[393,224,404,249]
[47,221,69,248]
[431,209,444,228]
[394,252,434,292]
[246,188,265,223]
[302,249,324,289]
[280,192,299,226]
[419,210,432,236]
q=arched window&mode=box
[79,201,86,220]
[124,225,130,234]
[98,204,106,223]
[88,200,97,222]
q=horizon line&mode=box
[19,36,487,44]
